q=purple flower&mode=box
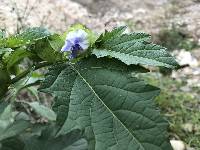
[61,29,89,59]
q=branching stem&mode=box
[10,61,52,84]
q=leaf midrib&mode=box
[69,63,145,150]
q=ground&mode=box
[0,0,200,149]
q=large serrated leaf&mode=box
[93,26,179,69]
[40,56,172,150]
[40,56,148,126]
[0,27,51,48]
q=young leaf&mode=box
[0,104,30,141]
[0,137,25,150]
[0,124,87,150]
[28,102,57,121]
[30,38,63,63]
[0,105,13,131]
[0,120,30,141]
[0,67,11,98]
[22,129,88,150]
[0,27,52,48]
[6,48,35,72]
[26,87,40,101]
[0,48,13,56]
[40,56,172,150]
[48,34,65,51]
[93,26,179,68]
[0,102,9,114]
[96,26,127,43]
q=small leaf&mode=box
[26,87,40,101]
[0,48,13,56]
[0,102,9,114]
[28,102,57,121]
[0,137,25,150]
[0,27,52,48]
[6,48,35,72]
[21,124,87,150]
[30,38,63,63]
[0,105,13,131]
[0,67,10,99]
[0,104,29,141]
[93,26,179,68]
[48,34,65,51]
[97,26,127,43]
[0,120,30,141]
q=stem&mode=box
[10,62,52,84]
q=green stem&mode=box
[10,61,52,84]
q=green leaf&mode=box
[28,102,57,121]
[19,124,87,150]
[0,27,52,48]
[0,102,9,114]
[48,34,65,51]
[40,56,172,150]
[0,48,13,56]
[96,26,127,44]
[6,48,35,72]
[0,124,87,150]
[26,87,40,101]
[30,38,63,63]
[0,105,13,131]
[0,104,30,141]
[93,26,179,68]
[0,67,11,98]
[6,70,41,101]
[40,56,148,126]
[0,120,30,141]
[23,130,87,150]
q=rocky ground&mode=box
[0,0,200,149]
[0,0,200,34]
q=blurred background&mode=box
[0,0,200,149]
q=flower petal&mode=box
[66,29,88,44]
[61,40,73,52]
[76,29,88,39]
[79,41,89,50]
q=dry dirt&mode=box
[0,0,200,36]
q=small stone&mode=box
[181,123,194,133]
[170,140,186,150]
